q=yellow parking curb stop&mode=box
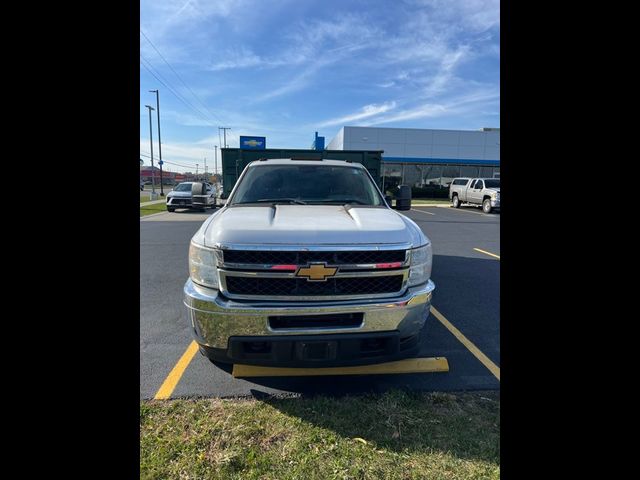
[232,357,449,378]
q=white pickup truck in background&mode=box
[448,178,500,213]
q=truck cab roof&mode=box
[246,158,365,168]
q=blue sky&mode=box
[140,0,499,174]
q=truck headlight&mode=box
[189,242,219,289]
[408,243,432,287]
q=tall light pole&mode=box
[204,157,207,183]
[145,105,156,195]
[196,164,199,181]
[149,90,164,196]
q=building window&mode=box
[403,164,423,187]
[480,167,494,178]
[460,166,479,178]
[441,165,460,188]
[422,165,442,187]
[382,163,403,194]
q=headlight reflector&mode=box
[408,244,432,287]
[189,242,219,289]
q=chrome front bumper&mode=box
[184,278,435,349]
[166,197,192,206]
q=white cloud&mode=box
[363,104,448,125]
[317,102,397,128]
[421,45,471,98]
[404,0,499,33]
[255,63,324,102]
[362,89,499,126]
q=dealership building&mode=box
[326,126,500,194]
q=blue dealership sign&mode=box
[240,136,266,150]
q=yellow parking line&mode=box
[232,357,449,377]
[473,248,500,259]
[410,208,436,215]
[430,306,500,381]
[154,341,199,400]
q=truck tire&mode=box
[167,207,175,212]
[482,198,492,214]
[452,195,461,208]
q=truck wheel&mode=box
[452,195,461,208]
[482,199,492,214]
[167,207,175,212]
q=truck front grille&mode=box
[222,249,406,266]
[225,275,404,297]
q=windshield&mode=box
[230,164,384,206]
[174,183,192,192]
[484,179,500,188]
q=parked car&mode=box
[166,182,217,212]
[183,158,435,367]
[449,177,500,213]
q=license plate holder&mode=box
[296,341,337,361]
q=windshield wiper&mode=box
[255,198,308,205]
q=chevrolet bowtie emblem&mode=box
[296,263,338,281]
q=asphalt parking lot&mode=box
[140,205,500,399]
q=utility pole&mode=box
[145,105,156,195]
[196,164,199,181]
[214,145,218,181]
[149,89,164,196]
[204,157,207,183]
[219,127,231,148]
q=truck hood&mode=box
[198,205,427,247]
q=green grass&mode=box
[140,390,500,479]
[140,201,168,217]
[140,194,168,203]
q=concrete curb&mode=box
[140,199,166,207]
[140,211,170,220]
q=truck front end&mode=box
[183,159,435,367]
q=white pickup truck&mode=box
[449,177,500,213]
[183,158,435,367]
[166,182,217,212]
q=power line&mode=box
[140,30,228,126]
[140,56,216,127]
[140,57,214,128]
[140,152,201,170]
